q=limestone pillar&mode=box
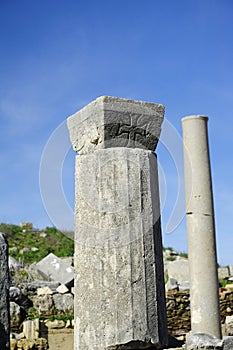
[0,232,10,350]
[67,96,168,350]
[182,116,221,338]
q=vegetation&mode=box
[0,223,74,264]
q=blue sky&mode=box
[0,0,233,266]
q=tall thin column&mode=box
[0,232,10,350]
[182,116,221,338]
[67,96,168,349]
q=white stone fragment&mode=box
[56,284,69,294]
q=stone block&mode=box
[218,267,230,280]
[20,281,60,295]
[9,287,21,301]
[9,255,20,268]
[23,318,40,339]
[67,96,164,155]
[10,339,17,350]
[229,265,233,277]
[32,295,54,315]
[56,284,69,294]
[186,333,223,349]
[74,149,167,348]
[225,284,233,291]
[35,253,74,285]
[39,328,73,350]
[45,319,65,329]
[37,286,53,295]
[53,293,73,315]
[225,316,233,336]
[223,336,233,350]
[166,258,190,287]
[165,278,179,292]
[10,302,23,330]
[17,339,35,349]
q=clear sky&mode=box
[0,0,233,266]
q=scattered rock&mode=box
[17,338,36,350]
[65,319,72,328]
[23,318,40,339]
[165,278,179,292]
[225,284,233,291]
[37,286,53,295]
[165,258,190,290]
[56,284,69,294]
[9,247,18,253]
[19,247,31,254]
[10,302,24,330]
[10,339,17,350]
[45,319,66,329]
[10,287,22,301]
[186,333,223,350]
[9,256,21,268]
[225,316,233,336]
[20,282,60,295]
[34,338,48,350]
[218,267,229,280]
[223,336,233,350]
[53,293,73,315]
[31,247,39,252]
[39,232,47,238]
[35,253,74,285]
[32,295,54,316]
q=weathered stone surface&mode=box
[10,302,23,330]
[229,265,233,277]
[223,336,233,350]
[35,253,74,285]
[45,319,66,329]
[68,97,167,349]
[186,333,223,350]
[10,287,21,300]
[166,290,191,340]
[218,267,230,281]
[225,316,233,336]
[37,286,53,295]
[39,328,73,350]
[23,318,40,339]
[165,258,190,290]
[17,338,36,350]
[56,284,69,294]
[165,278,179,292]
[67,96,164,155]
[182,116,221,338]
[20,281,60,295]
[0,233,10,349]
[34,338,48,350]
[10,339,17,350]
[74,150,167,349]
[9,255,21,269]
[32,295,54,316]
[53,293,73,315]
[225,284,233,291]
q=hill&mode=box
[0,223,74,264]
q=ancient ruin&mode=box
[0,232,10,350]
[182,116,221,339]
[67,96,168,349]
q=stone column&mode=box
[182,116,221,338]
[67,96,168,350]
[0,232,10,350]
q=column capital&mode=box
[67,96,164,155]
